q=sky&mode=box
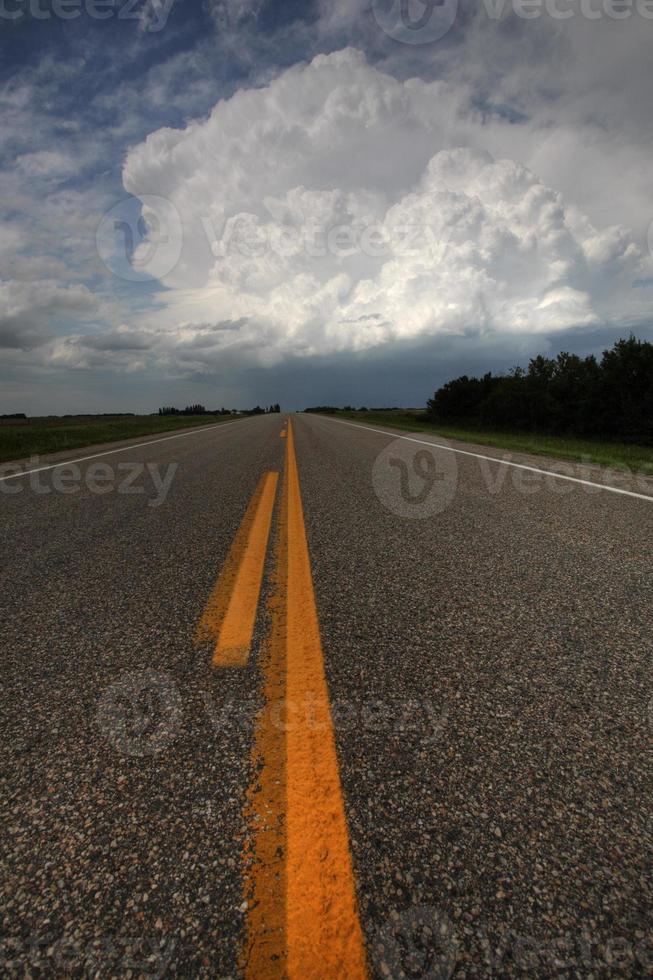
[1,0,652,413]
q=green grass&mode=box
[0,414,240,465]
[328,410,653,476]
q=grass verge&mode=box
[328,411,653,475]
[0,415,240,465]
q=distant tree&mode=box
[425,336,653,444]
[427,373,499,423]
[547,352,600,435]
[596,336,653,441]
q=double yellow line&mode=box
[196,470,279,667]
[196,419,368,978]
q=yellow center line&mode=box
[243,419,368,978]
[195,471,279,667]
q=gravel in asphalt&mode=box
[296,414,652,978]
[1,412,651,977]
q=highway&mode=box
[2,413,652,977]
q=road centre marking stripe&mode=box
[242,418,368,979]
[196,471,278,667]
[320,416,653,503]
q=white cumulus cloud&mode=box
[119,48,650,369]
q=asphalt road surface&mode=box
[1,413,651,977]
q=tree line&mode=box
[158,404,281,416]
[426,337,653,444]
[305,405,402,414]
[243,404,281,415]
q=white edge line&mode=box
[318,415,653,504]
[0,417,252,482]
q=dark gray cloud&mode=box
[0,318,53,351]
[82,332,152,352]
